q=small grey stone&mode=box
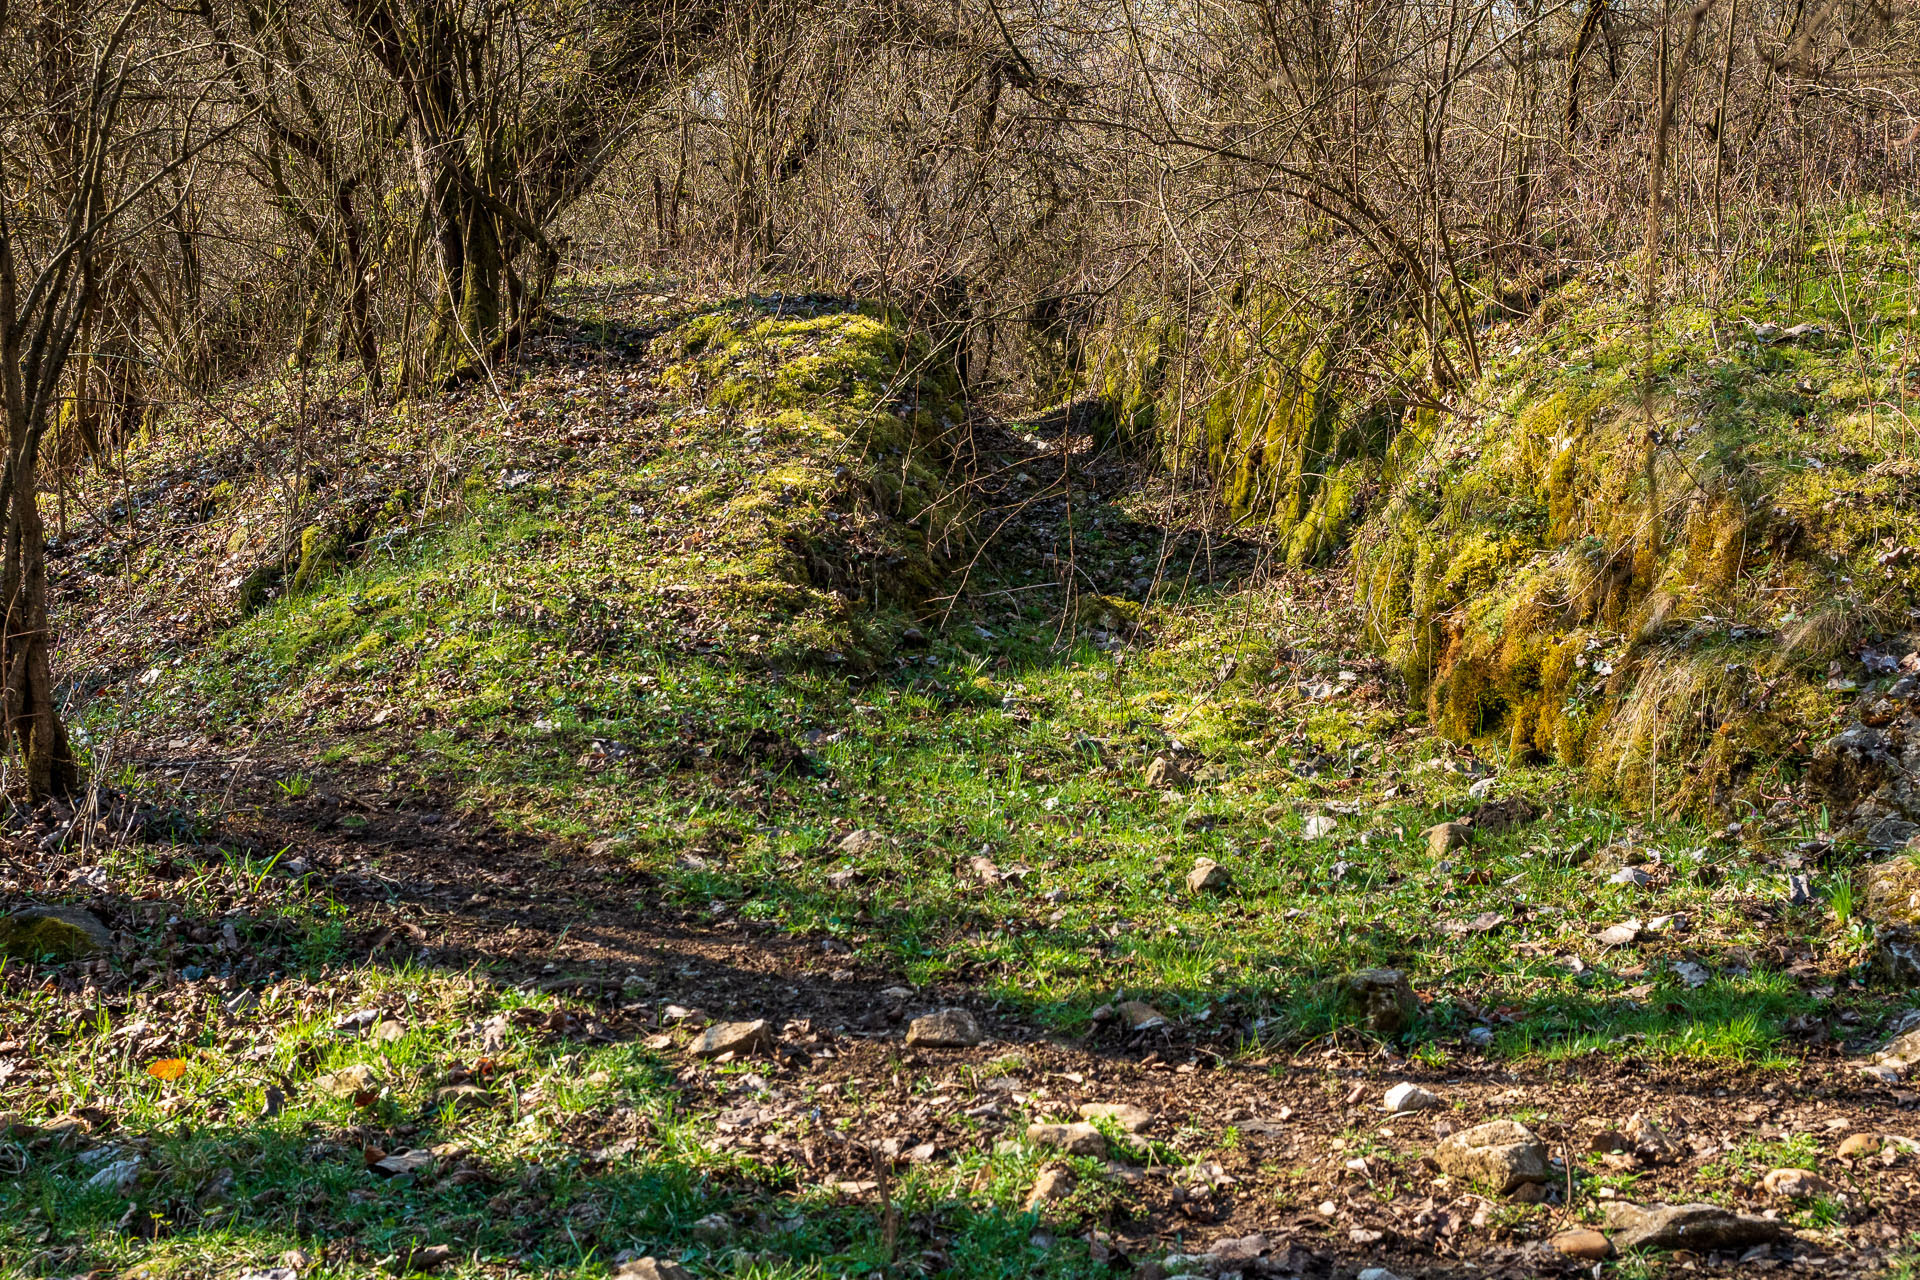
[905,1008,983,1048]
[688,1019,773,1059]
[1435,1119,1550,1193]
[1604,1201,1787,1252]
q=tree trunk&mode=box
[0,451,77,798]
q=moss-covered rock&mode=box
[0,907,109,961]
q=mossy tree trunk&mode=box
[340,0,726,384]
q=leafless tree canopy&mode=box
[0,0,1917,792]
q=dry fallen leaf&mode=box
[146,1058,187,1081]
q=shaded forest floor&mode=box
[4,281,1920,1280]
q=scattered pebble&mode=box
[1383,1082,1439,1113]
[688,1020,773,1059]
[905,1008,984,1048]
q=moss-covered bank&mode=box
[1352,214,1920,813]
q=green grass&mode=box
[0,968,1116,1280]
[93,566,1845,1065]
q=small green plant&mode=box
[1794,1194,1848,1231]
[277,771,314,798]
[1828,876,1856,928]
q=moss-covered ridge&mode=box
[81,292,971,746]
[653,302,967,619]
[1353,213,1920,813]
[1071,282,1415,568]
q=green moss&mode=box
[291,524,343,592]
[0,915,100,961]
[1350,204,1920,813]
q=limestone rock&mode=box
[1078,1102,1152,1132]
[1144,756,1189,789]
[1301,814,1339,840]
[1435,1119,1550,1193]
[1603,1201,1786,1252]
[835,829,888,857]
[1186,858,1232,894]
[1761,1167,1837,1199]
[1329,968,1418,1036]
[1027,1122,1107,1157]
[905,1008,983,1048]
[1025,1165,1075,1209]
[613,1259,692,1280]
[1383,1082,1440,1113]
[1424,821,1472,856]
[688,1019,773,1059]
[314,1063,380,1098]
[1624,1112,1682,1163]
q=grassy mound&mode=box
[65,292,968,746]
[1354,210,1920,814]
